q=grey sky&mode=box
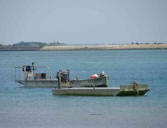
[0,0,167,44]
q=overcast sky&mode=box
[0,0,167,44]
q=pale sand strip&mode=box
[40,44,167,50]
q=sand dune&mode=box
[41,44,167,50]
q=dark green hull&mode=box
[117,89,149,96]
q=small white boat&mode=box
[15,63,108,88]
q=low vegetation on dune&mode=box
[0,42,167,51]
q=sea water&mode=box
[0,50,167,128]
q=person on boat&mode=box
[67,69,70,81]
[133,81,138,90]
[23,66,32,80]
[99,71,105,77]
[56,69,70,83]
[23,62,35,80]
[56,70,62,79]
[32,62,35,71]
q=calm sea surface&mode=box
[0,50,167,128]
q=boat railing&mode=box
[15,66,52,81]
[120,84,149,91]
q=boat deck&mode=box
[53,87,120,96]
[60,87,120,89]
[52,86,149,96]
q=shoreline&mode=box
[0,44,167,51]
[41,44,167,51]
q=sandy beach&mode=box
[41,44,167,50]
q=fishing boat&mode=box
[15,63,150,96]
[15,63,108,88]
[52,81,150,96]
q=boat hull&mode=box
[16,76,108,88]
[52,87,120,96]
[117,84,150,96]
[52,87,149,96]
